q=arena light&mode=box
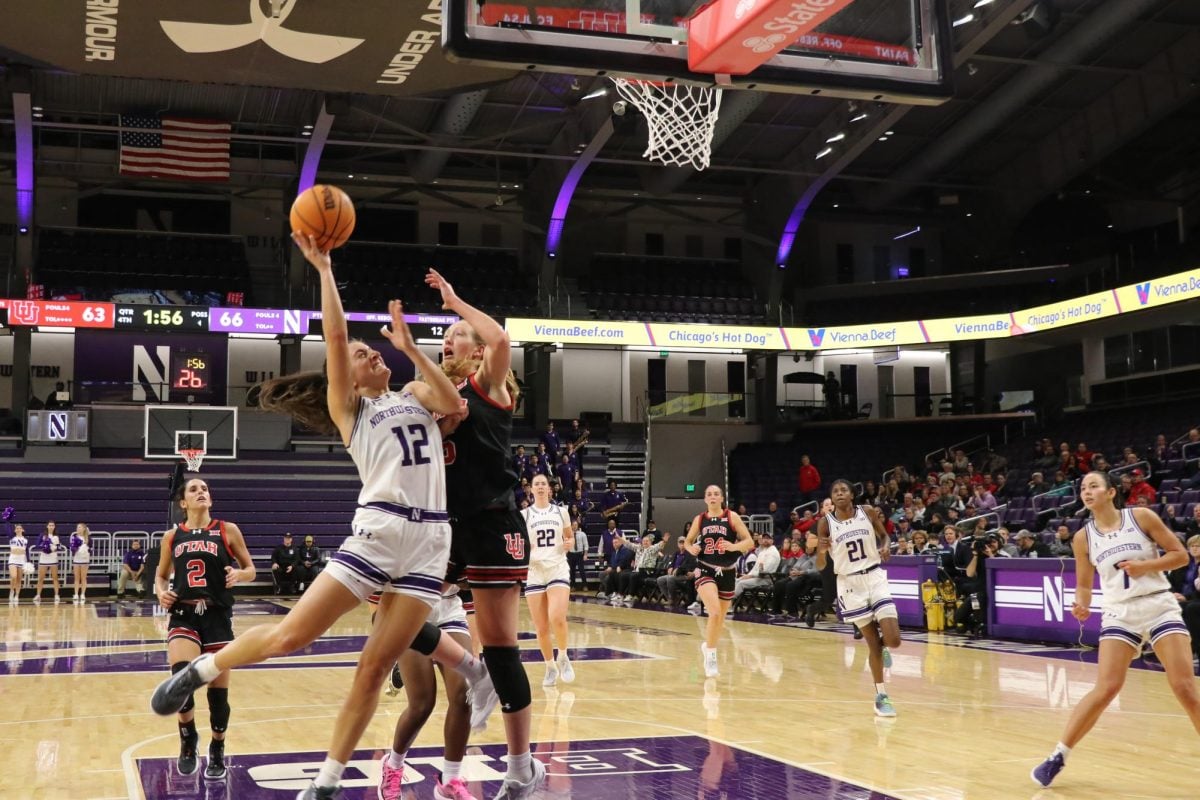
[815,147,834,160]
[825,132,846,143]
[973,0,995,6]
[893,226,922,240]
[952,13,975,27]
[850,113,869,122]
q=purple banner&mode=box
[882,555,941,627]
[209,307,458,335]
[987,559,1103,645]
[136,735,899,800]
[74,329,228,403]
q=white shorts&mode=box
[324,519,451,606]
[37,553,57,567]
[1100,591,1189,651]
[837,567,897,628]
[428,592,469,636]
[525,559,570,595]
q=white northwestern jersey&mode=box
[1086,508,1170,605]
[348,391,446,536]
[8,536,28,565]
[522,502,571,565]
[827,506,881,576]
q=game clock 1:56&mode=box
[170,351,212,394]
[114,304,210,330]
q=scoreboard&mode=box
[0,299,455,339]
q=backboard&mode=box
[144,405,238,461]
[445,0,953,104]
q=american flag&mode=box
[119,115,231,182]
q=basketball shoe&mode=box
[492,757,545,800]
[434,777,477,800]
[1031,752,1066,787]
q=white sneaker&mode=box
[557,653,575,684]
[687,601,702,615]
[609,595,622,607]
[701,644,719,678]
[623,594,633,602]
[542,665,558,688]
[53,595,61,604]
[32,597,40,605]
[595,591,607,599]
[492,757,546,800]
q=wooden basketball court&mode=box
[2,595,1195,799]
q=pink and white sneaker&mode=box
[377,754,406,800]
[433,776,477,800]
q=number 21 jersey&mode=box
[827,506,880,576]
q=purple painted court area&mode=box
[137,735,898,800]
[94,600,293,618]
[2,642,645,675]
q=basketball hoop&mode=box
[180,449,205,473]
[609,78,723,171]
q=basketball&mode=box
[290,184,356,251]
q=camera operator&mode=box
[955,533,1001,635]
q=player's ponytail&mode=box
[256,370,338,436]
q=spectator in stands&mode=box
[952,449,970,474]
[567,521,588,589]
[1128,470,1157,505]
[1170,535,1200,604]
[1034,442,1059,471]
[44,381,71,409]
[555,453,579,491]
[571,487,594,514]
[972,484,997,513]
[1046,470,1074,498]
[894,537,914,555]
[297,535,321,593]
[734,503,748,518]
[1163,505,1187,535]
[1048,525,1075,557]
[599,517,621,559]
[1117,474,1134,505]
[511,445,529,480]
[1091,453,1110,473]
[514,477,531,508]
[979,448,1008,477]
[563,442,582,471]
[1028,471,1050,496]
[1151,433,1171,465]
[1074,441,1095,473]
[657,536,698,607]
[541,421,561,463]
[823,372,841,417]
[911,529,931,554]
[767,501,789,539]
[642,519,661,542]
[891,465,912,492]
[596,532,634,600]
[1057,450,1078,480]
[270,533,301,594]
[731,534,780,607]
[1016,529,1051,558]
[564,418,590,454]
[118,540,146,599]
[859,481,879,506]
[601,479,628,523]
[615,534,665,605]
[993,473,1017,501]
[797,455,822,504]
[528,451,551,481]
[770,534,821,624]
[893,517,914,543]
[937,461,957,484]
[794,509,818,535]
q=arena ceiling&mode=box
[0,0,1198,237]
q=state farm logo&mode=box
[743,33,787,53]
[160,0,365,64]
[734,0,758,20]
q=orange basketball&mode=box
[290,184,356,251]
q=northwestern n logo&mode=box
[807,328,825,347]
[1135,282,1151,305]
[160,0,365,64]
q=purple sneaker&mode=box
[1031,752,1065,787]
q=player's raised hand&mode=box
[425,268,460,310]
[292,232,331,273]
[380,299,416,353]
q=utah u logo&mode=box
[1135,282,1151,305]
[160,0,365,64]
[504,533,526,561]
[807,328,825,347]
[7,300,41,326]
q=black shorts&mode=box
[168,604,235,654]
[450,508,530,588]
[695,563,736,601]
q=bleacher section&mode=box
[333,242,536,320]
[36,227,249,299]
[579,254,763,324]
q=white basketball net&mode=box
[610,78,723,171]
[180,449,205,472]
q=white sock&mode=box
[387,749,406,769]
[315,757,345,788]
[506,751,532,782]
[1053,742,1071,760]
[456,652,487,686]
[875,682,887,695]
[194,654,221,683]
[442,759,463,781]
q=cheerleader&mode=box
[33,521,60,604]
[8,524,29,605]
[70,523,90,604]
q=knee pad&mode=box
[410,620,442,656]
[207,687,230,733]
[171,661,196,714]
[481,646,531,714]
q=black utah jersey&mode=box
[169,519,235,608]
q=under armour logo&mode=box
[742,34,786,54]
[502,702,512,710]
[160,0,365,64]
[734,0,757,20]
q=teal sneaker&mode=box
[874,693,897,718]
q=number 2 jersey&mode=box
[169,520,235,608]
[695,509,740,567]
[826,506,881,576]
[1085,508,1171,606]
[521,502,572,567]
[349,390,447,535]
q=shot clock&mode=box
[170,351,212,394]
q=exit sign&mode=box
[685,483,696,492]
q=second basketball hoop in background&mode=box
[610,78,723,171]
